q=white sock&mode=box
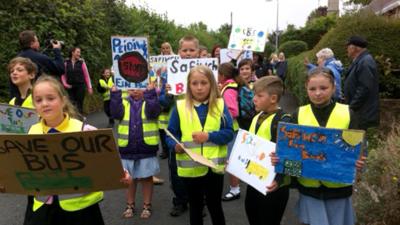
[230,186,240,194]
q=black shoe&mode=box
[170,205,187,217]
[222,191,240,201]
[159,151,168,159]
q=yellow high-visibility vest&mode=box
[29,116,103,212]
[249,111,290,187]
[9,94,34,109]
[117,100,159,147]
[176,99,227,177]
[297,103,351,188]
[99,78,114,101]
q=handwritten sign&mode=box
[111,36,149,89]
[149,55,180,88]
[167,58,218,95]
[220,48,253,65]
[228,25,268,52]
[275,122,365,184]
[0,129,124,196]
[226,129,276,195]
[0,104,38,134]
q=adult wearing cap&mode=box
[344,36,379,131]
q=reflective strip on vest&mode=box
[158,112,169,129]
[221,82,239,131]
[176,99,227,177]
[177,157,226,168]
[29,118,103,212]
[297,103,351,188]
[117,100,159,147]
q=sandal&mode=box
[222,191,240,201]
[140,203,152,219]
[122,202,135,218]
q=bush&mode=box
[279,15,337,50]
[286,11,400,103]
[279,40,308,58]
[354,125,400,224]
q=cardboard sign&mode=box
[226,129,276,195]
[275,122,365,184]
[167,58,218,95]
[149,55,180,88]
[164,129,217,169]
[228,25,268,52]
[111,36,149,89]
[0,129,125,196]
[0,104,38,134]
[220,48,253,65]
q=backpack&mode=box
[237,85,256,121]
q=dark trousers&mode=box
[168,149,188,207]
[67,84,85,114]
[245,185,289,225]
[182,170,225,225]
[103,100,114,124]
[24,198,104,225]
[159,129,168,155]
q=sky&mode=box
[126,0,333,32]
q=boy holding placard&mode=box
[245,76,291,225]
[159,35,200,217]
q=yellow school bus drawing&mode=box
[245,160,269,180]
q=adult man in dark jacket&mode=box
[344,36,379,130]
[10,30,64,97]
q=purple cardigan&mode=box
[110,89,161,160]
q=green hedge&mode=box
[286,11,400,104]
[279,40,308,58]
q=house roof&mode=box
[369,0,400,14]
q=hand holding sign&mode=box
[164,129,217,169]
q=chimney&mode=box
[328,0,340,15]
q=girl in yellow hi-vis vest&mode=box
[272,67,366,225]
[166,65,234,225]
[218,62,244,202]
[25,76,105,225]
[8,57,36,108]
[98,67,114,127]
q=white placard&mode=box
[219,48,253,65]
[228,25,268,52]
[167,58,218,95]
[226,129,276,195]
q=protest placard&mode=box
[275,122,365,184]
[0,103,38,134]
[219,48,252,64]
[226,129,276,195]
[167,58,218,95]
[228,25,268,52]
[111,36,149,89]
[0,129,125,196]
[149,55,180,89]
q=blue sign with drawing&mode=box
[275,122,365,184]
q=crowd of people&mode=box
[5,29,380,225]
